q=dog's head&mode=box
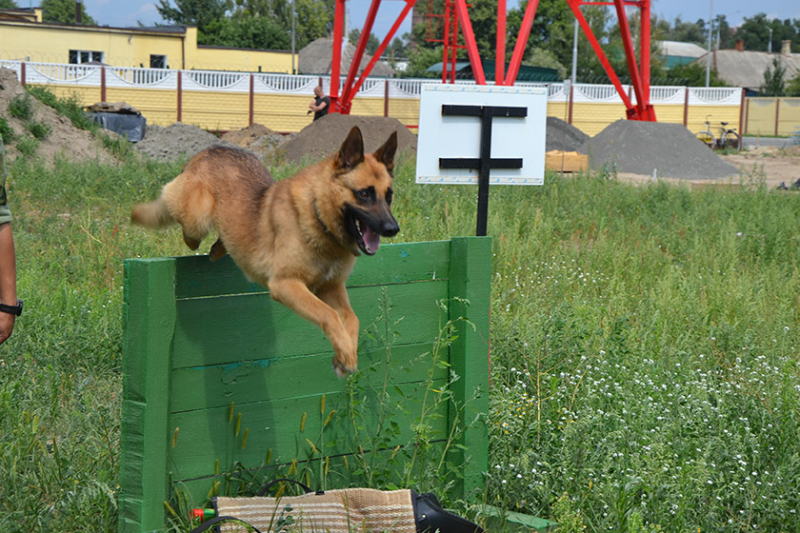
[334,126,400,256]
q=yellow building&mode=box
[0,10,292,73]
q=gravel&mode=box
[585,120,740,180]
[276,114,418,165]
[134,122,248,162]
[546,116,590,153]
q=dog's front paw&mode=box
[332,355,357,378]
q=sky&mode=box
[31,1,800,40]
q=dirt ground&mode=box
[609,145,800,190]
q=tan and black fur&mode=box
[131,127,399,376]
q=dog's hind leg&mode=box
[165,181,216,252]
[209,237,227,261]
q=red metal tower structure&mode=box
[330,0,656,122]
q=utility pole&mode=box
[571,18,579,85]
[291,0,296,74]
[768,27,773,53]
[705,0,713,87]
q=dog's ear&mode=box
[373,131,398,174]
[335,127,365,171]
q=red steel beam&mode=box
[443,0,451,83]
[340,0,381,113]
[347,0,417,103]
[454,0,486,84]
[612,0,646,114]
[496,0,506,84]
[504,0,540,86]
[564,0,635,114]
[639,0,651,90]
[329,0,346,111]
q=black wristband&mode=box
[0,299,22,316]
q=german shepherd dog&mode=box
[131,127,399,376]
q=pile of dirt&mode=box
[585,120,740,180]
[546,116,589,154]
[135,122,247,162]
[221,123,286,159]
[0,67,114,165]
[277,114,418,164]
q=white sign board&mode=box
[415,84,547,185]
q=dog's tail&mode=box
[131,196,174,229]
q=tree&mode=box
[761,56,787,96]
[156,0,232,32]
[506,2,613,81]
[0,0,19,9]
[41,0,96,25]
[787,72,800,96]
[668,62,729,87]
[201,16,289,50]
[736,13,799,52]
[348,28,380,55]
[402,46,442,78]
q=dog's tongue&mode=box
[363,225,381,253]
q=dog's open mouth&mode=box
[345,207,381,256]
[355,218,381,255]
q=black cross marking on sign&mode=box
[438,104,527,237]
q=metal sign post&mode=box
[439,105,526,236]
[416,85,547,237]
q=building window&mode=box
[150,55,167,69]
[69,49,103,64]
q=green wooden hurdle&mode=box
[119,237,491,533]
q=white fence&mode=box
[0,59,743,106]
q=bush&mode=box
[8,94,34,121]
[27,121,51,140]
[0,117,14,144]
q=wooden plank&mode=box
[171,281,449,370]
[167,382,448,481]
[545,150,589,173]
[170,342,447,413]
[119,258,177,533]
[447,237,491,500]
[174,241,452,299]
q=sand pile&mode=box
[0,67,115,165]
[546,117,589,154]
[221,123,285,158]
[135,122,246,162]
[277,114,417,164]
[585,120,740,180]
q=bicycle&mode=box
[696,116,740,150]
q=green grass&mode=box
[3,153,800,532]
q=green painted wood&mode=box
[167,381,447,481]
[171,281,448,370]
[174,241,452,299]
[170,342,447,413]
[447,237,492,500]
[173,441,450,505]
[482,505,560,532]
[119,258,177,533]
[120,238,492,533]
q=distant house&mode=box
[298,38,394,77]
[691,40,800,94]
[657,40,707,69]
[0,9,292,73]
